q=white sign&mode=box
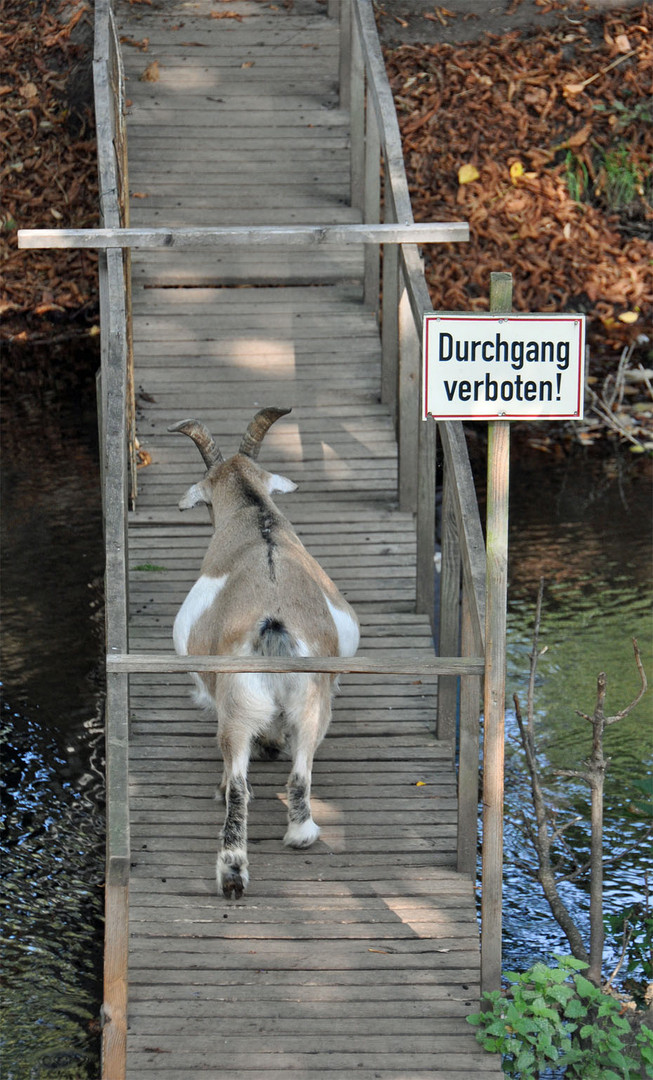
[423,313,585,421]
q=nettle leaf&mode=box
[553,953,588,972]
[610,1013,632,1033]
[548,983,574,1005]
[574,974,599,999]
[486,1020,510,1037]
[564,997,587,1019]
[515,1049,536,1072]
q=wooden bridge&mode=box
[20,1,505,1077]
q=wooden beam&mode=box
[106,652,485,677]
[17,222,469,250]
[481,271,512,995]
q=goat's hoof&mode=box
[217,857,249,900]
[222,870,245,900]
[284,818,320,848]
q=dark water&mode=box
[1,375,105,1080]
[1,371,651,1077]
[500,450,653,979]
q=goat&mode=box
[169,407,360,899]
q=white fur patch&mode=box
[266,472,297,495]
[173,574,228,655]
[179,480,210,510]
[325,595,360,658]
[284,818,321,848]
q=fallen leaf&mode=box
[614,33,631,53]
[20,82,38,99]
[509,160,524,184]
[565,123,592,148]
[120,35,149,51]
[241,61,255,68]
[140,60,160,82]
[618,311,639,324]
[458,163,480,184]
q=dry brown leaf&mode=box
[139,60,160,82]
[565,123,593,148]
[120,36,150,51]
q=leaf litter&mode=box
[1,0,650,448]
[383,3,652,449]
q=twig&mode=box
[604,919,634,991]
[564,46,642,93]
[605,639,648,724]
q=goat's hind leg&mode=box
[217,733,251,900]
[283,678,331,849]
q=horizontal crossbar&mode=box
[18,222,469,250]
[106,652,484,676]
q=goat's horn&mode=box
[238,407,291,460]
[168,418,224,468]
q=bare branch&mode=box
[556,768,591,782]
[550,814,584,843]
[604,919,634,992]
[605,638,648,724]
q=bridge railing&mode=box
[93,1,130,1071]
[344,0,487,877]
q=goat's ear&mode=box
[265,471,298,495]
[179,479,211,510]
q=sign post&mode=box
[481,272,512,996]
[422,275,585,993]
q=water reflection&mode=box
[501,451,653,978]
[1,377,105,1080]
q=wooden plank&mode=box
[19,222,469,250]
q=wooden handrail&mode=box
[349,1,488,909]
[107,652,485,676]
[18,222,468,249]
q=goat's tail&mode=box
[253,616,299,658]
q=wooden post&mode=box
[458,587,481,876]
[349,14,365,211]
[363,86,381,312]
[338,0,351,111]
[437,464,461,743]
[415,416,436,626]
[381,179,399,418]
[480,271,512,994]
[397,285,419,513]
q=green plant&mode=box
[131,563,168,572]
[565,150,589,203]
[468,954,653,1078]
[593,99,653,129]
[599,146,642,210]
